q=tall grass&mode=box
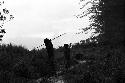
[0,42,125,83]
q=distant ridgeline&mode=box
[36,0,103,50]
[0,1,14,41]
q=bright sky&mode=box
[1,0,99,50]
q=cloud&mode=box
[22,32,55,39]
[3,0,99,50]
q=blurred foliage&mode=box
[0,44,49,82]
[97,0,125,44]
[0,39,125,83]
[0,1,14,41]
[0,0,125,82]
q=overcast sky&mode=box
[1,0,98,50]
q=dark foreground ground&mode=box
[0,43,125,83]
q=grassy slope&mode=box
[0,43,125,83]
[61,44,125,83]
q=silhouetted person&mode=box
[44,38,55,76]
[64,44,70,69]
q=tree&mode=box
[101,0,125,45]
[77,0,125,45]
[0,1,14,41]
[75,0,103,43]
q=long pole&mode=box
[44,38,55,76]
[64,44,71,70]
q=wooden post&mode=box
[64,44,70,69]
[44,38,55,76]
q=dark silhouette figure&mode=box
[44,38,55,76]
[64,44,71,69]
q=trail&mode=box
[35,60,87,83]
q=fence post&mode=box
[44,38,55,76]
[64,44,71,69]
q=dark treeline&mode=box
[98,0,125,45]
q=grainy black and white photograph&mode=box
[0,0,125,83]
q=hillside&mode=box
[0,42,125,83]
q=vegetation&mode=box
[63,42,125,83]
[0,0,124,83]
[0,40,125,83]
[0,1,14,41]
